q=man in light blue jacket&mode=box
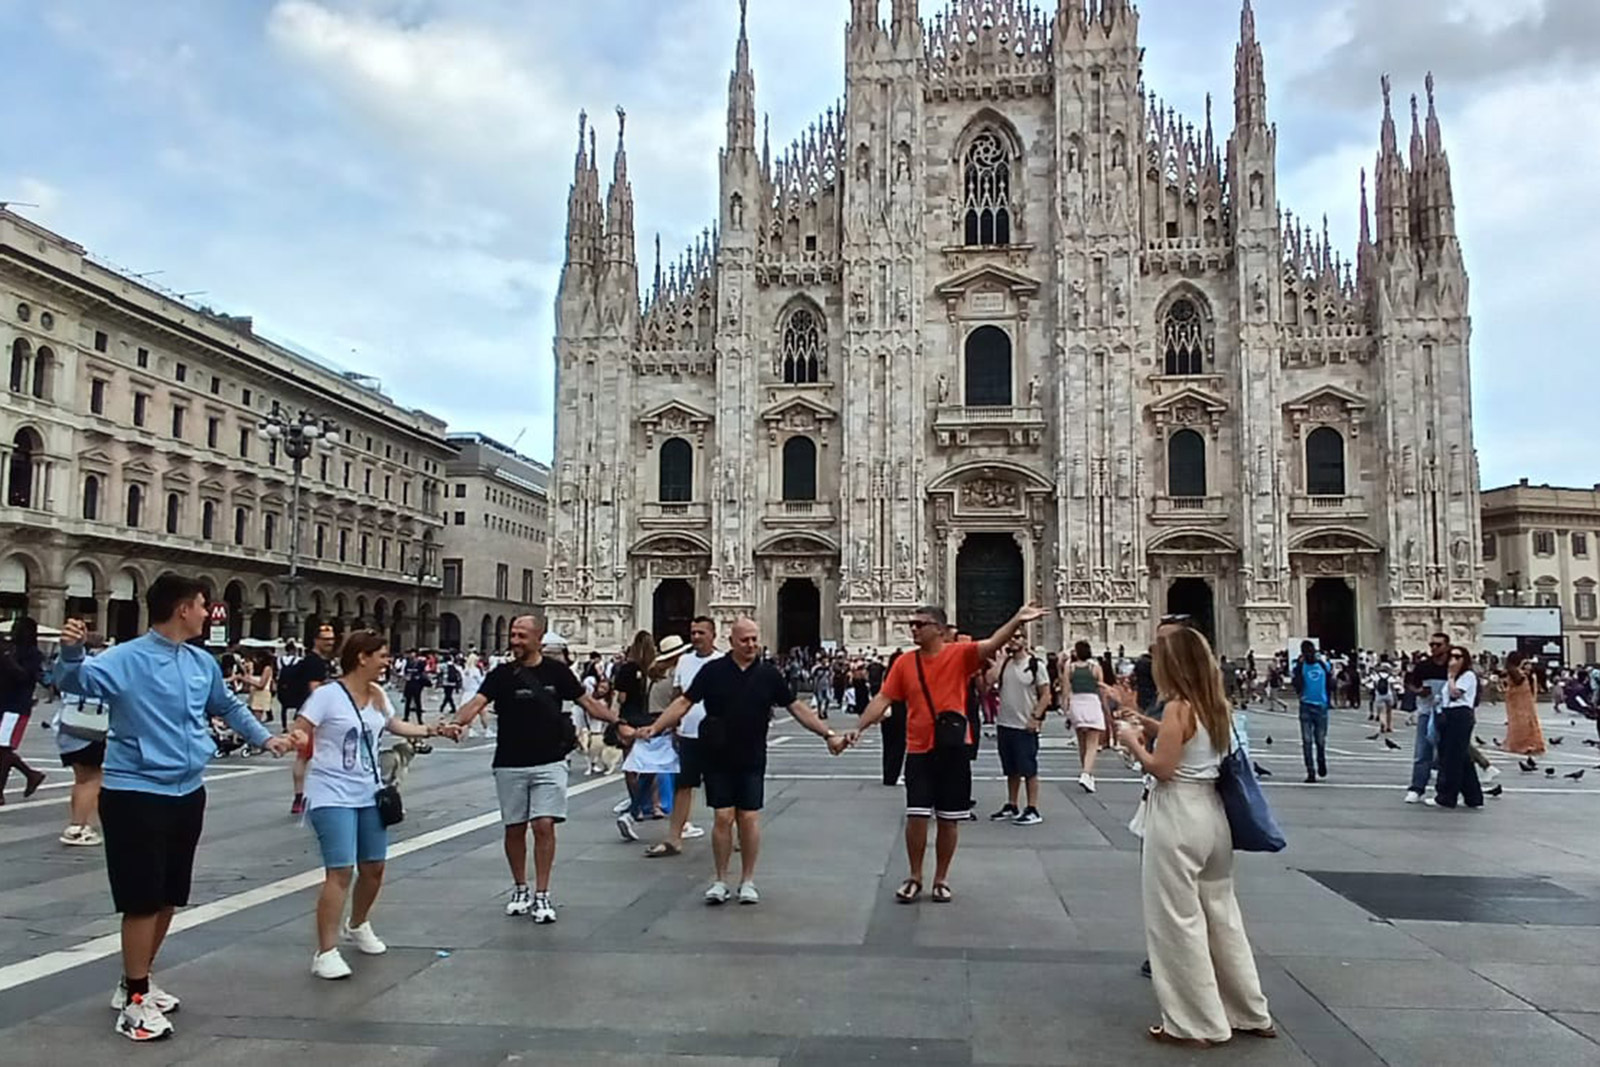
[55,574,292,1043]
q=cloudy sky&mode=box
[0,0,1589,487]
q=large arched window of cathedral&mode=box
[658,437,693,503]
[1305,427,1347,497]
[781,306,823,384]
[962,129,1012,246]
[1162,298,1205,375]
[1167,430,1207,498]
[964,326,1012,408]
[781,436,817,502]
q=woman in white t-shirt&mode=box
[288,631,461,980]
[1433,645,1483,810]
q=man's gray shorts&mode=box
[493,763,569,825]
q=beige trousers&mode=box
[1141,779,1273,1042]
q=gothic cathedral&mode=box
[546,0,1483,657]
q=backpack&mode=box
[1374,672,1391,696]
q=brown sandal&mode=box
[895,878,923,903]
[1147,1026,1217,1048]
[1235,1026,1278,1039]
[930,883,954,903]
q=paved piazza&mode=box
[1,692,1597,1065]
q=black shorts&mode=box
[60,741,106,769]
[676,736,706,790]
[995,725,1039,779]
[904,749,972,821]
[702,767,764,812]
[99,787,206,915]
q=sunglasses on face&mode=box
[1159,614,1192,624]
[907,620,936,631]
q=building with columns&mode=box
[1481,482,1600,666]
[547,0,1484,656]
[436,432,551,652]
[1,208,455,647]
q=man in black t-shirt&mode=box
[280,624,335,816]
[644,617,846,906]
[454,615,618,924]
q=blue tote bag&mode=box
[1217,724,1286,853]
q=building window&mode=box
[1305,427,1346,496]
[315,525,326,558]
[1577,590,1597,621]
[338,529,349,562]
[175,362,187,383]
[95,331,109,353]
[133,393,149,428]
[380,539,389,568]
[521,568,535,603]
[236,428,249,458]
[264,513,276,550]
[1533,531,1557,556]
[456,483,467,498]
[125,484,143,527]
[1587,641,1598,665]
[383,475,391,500]
[782,436,818,501]
[165,493,181,534]
[781,306,823,383]
[29,347,50,399]
[495,564,510,600]
[1482,533,1497,561]
[443,559,463,596]
[963,325,1012,407]
[402,481,410,505]
[90,379,106,415]
[207,417,220,449]
[1168,429,1207,498]
[202,501,216,540]
[134,347,148,368]
[234,507,248,546]
[659,437,693,502]
[319,456,329,482]
[453,511,466,526]
[1574,533,1590,558]
[82,475,100,520]
[360,534,369,566]
[961,128,1012,246]
[1536,590,1561,608]
[241,387,252,406]
[7,338,24,391]
[210,375,221,395]
[343,462,352,489]
[1161,298,1206,375]
[171,406,186,439]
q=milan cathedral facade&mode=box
[546,0,1483,657]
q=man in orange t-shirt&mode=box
[846,602,1048,904]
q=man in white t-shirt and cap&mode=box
[644,615,718,857]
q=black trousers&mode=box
[439,688,458,716]
[1434,705,1483,808]
[403,686,425,724]
[881,705,907,786]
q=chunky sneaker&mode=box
[311,948,353,980]
[342,921,387,955]
[112,978,180,1014]
[616,812,639,842]
[1013,807,1044,826]
[531,893,557,924]
[682,822,706,840]
[59,824,86,845]
[1078,772,1096,794]
[1403,790,1422,804]
[114,994,173,1041]
[989,804,1019,822]
[74,826,103,846]
[612,796,633,815]
[737,881,760,905]
[290,795,306,816]
[505,884,533,916]
[704,881,731,905]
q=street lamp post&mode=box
[414,552,438,649]
[258,402,335,643]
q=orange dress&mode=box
[1502,674,1545,755]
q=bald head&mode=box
[508,614,546,663]
[729,617,761,664]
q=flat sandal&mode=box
[1147,1026,1219,1049]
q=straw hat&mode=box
[652,635,690,665]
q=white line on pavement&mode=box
[763,772,1599,795]
[0,765,283,816]
[0,773,623,994]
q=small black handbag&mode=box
[914,653,971,752]
[342,683,406,828]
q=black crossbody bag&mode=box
[914,653,970,752]
[341,682,405,827]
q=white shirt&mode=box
[997,656,1046,730]
[1443,671,1478,709]
[300,681,392,810]
[673,649,722,739]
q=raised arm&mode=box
[976,606,1049,662]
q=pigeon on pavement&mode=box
[1367,732,1381,741]
[1546,767,1557,777]
[1486,784,1504,798]
[1564,769,1586,781]
[1551,736,1564,746]
[1519,757,1538,772]
[1384,738,1401,750]
[1264,736,1272,746]
[1254,762,1272,777]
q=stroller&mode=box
[209,717,247,758]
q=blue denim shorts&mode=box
[307,804,388,869]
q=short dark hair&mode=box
[912,605,949,626]
[1300,640,1317,656]
[1073,640,1092,661]
[340,630,389,675]
[691,615,716,628]
[148,574,208,624]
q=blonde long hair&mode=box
[1152,627,1232,753]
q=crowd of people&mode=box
[2,572,1596,1047]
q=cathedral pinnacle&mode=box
[726,0,757,153]
[1233,0,1268,134]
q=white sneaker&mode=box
[1078,772,1096,794]
[1484,765,1501,782]
[1403,791,1422,804]
[342,921,387,955]
[77,826,103,846]
[738,881,760,905]
[532,892,557,924]
[114,994,173,1041]
[60,824,85,845]
[1423,798,1438,807]
[616,812,639,841]
[682,822,706,840]
[612,796,633,814]
[704,881,731,905]
[111,978,180,1014]
[311,948,352,980]
[505,884,533,916]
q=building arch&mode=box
[7,337,29,392]
[30,345,52,400]
[1305,426,1347,496]
[82,473,101,520]
[658,437,693,502]
[7,427,43,508]
[777,298,826,384]
[927,459,1054,495]
[963,325,1013,407]
[1167,429,1207,497]
[781,435,818,501]
[1156,285,1213,376]
[479,613,493,651]
[955,111,1022,247]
